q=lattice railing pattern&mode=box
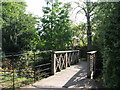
[51,50,79,74]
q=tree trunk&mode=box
[86,12,92,51]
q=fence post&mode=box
[33,52,36,82]
[87,53,91,78]
[71,52,73,64]
[93,52,97,78]
[78,50,80,63]
[87,51,97,79]
[65,52,67,68]
[26,53,29,67]
[51,52,56,75]
[75,51,78,64]
[12,55,15,89]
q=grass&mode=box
[80,58,87,61]
[1,52,51,88]
[0,70,50,88]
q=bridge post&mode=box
[87,52,91,78]
[65,52,68,68]
[78,50,80,63]
[87,51,97,79]
[93,52,97,78]
[51,52,56,75]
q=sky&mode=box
[25,0,86,25]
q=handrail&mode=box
[1,50,52,88]
[51,50,79,75]
[87,51,97,54]
[1,50,52,58]
[1,50,80,88]
[54,50,79,54]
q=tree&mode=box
[38,1,72,50]
[71,23,87,47]
[74,0,98,50]
[2,2,38,54]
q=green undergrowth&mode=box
[80,58,87,61]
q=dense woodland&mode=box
[1,0,120,88]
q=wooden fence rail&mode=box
[0,51,52,88]
[1,50,80,88]
[51,50,79,75]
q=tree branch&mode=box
[89,3,98,13]
[75,10,82,20]
[77,5,87,16]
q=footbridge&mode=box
[1,50,101,89]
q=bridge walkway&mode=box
[22,61,102,89]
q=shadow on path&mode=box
[63,61,103,89]
[22,61,103,89]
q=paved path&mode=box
[22,61,102,89]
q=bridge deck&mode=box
[22,61,102,89]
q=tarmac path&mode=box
[22,61,102,89]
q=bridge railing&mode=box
[1,50,80,88]
[51,50,79,75]
[0,50,52,88]
[87,51,97,79]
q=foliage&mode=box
[38,1,72,50]
[75,0,99,50]
[71,23,87,47]
[2,2,38,54]
[94,2,120,88]
[2,0,120,89]
[1,50,51,88]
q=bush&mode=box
[97,3,120,88]
[79,46,87,60]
